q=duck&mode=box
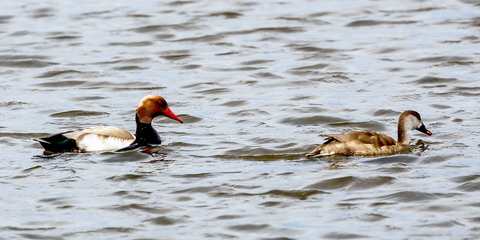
[33,95,183,153]
[306,110,432,157]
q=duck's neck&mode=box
[397,122,411,145]
[134,114,161,145]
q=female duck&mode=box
[306,110,432,157]
[33,95,183,153]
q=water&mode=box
[1,0,480,239]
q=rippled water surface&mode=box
[2,0,480,239]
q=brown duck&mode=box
[306,110,432,157]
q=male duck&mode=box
[306,110,432,157]
[33,95,183,153]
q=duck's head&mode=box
[136,95,184,124]
[400,110,432,135]
[398,110,432,145]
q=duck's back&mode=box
[308,130,402,156]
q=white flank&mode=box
[77,134,134,152]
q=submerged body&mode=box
[306,110,432,157]
[33,95,183,153]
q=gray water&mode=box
[1,0,480,239]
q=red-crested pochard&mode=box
[33,95,183,153]
[306,110,432,157]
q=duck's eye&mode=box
[156,101,167,112]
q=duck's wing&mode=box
[63,126,135,140]
[69,126,135,152]
[321,130,397,147]
[307,130,399,157]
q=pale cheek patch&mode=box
[77,134,134,152]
